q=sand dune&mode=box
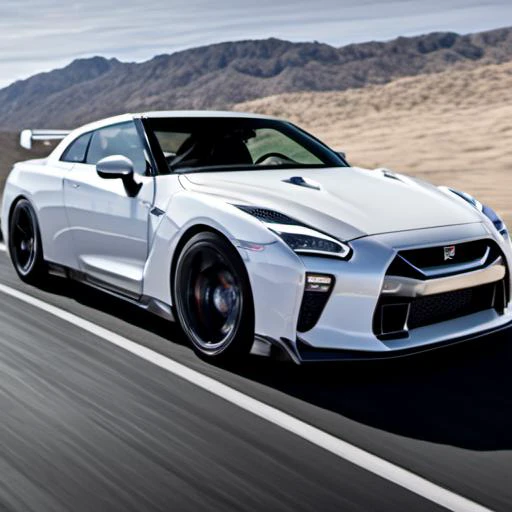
[235,62,512,227]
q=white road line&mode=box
[0,243,6,252]
[0,281,493,512]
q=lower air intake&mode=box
[297,291,331,332]
[374,281,503,338]
[407,283,494,330]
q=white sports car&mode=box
[2,111,511,363]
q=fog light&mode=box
[305,273,334,292]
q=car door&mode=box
[63,121,155,298]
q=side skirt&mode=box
[47,262,175,322]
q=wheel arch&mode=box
[142,191,277,313]
[8,194,30,226]
[142,201,305,347]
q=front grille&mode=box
[400,239,491,269]
[386,240,499,280]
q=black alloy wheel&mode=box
[9,199,46,284]
[174,231,254,361]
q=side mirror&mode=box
[96,155,134,180]
[336,151,347,160]
[96,155,141,197]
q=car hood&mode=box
[179,167,482,241]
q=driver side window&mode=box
[86,122,148,175]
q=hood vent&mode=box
[235,205,305,226]
[283,176,321,190]
[376,168,403,182]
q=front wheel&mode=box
[8,199,47,285]
[173,232,254,361]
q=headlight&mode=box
[235,205,352,259]
[269,224,352,259]
[481,204,509,239]
[441,187,509,240]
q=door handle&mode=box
[150,207,165,217]
[71,183,80,189]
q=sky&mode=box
[0,0,511,88]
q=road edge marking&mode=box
[0,281,493,512]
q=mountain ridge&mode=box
[0,26,511,130]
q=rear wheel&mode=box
[9,199,47,285]
[173,232,254,361]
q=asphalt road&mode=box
[0,248,511,511]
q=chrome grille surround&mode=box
[374,238,509,339]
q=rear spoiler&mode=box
[20,129,71,150]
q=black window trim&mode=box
[140,116,169,176]
[134,117,157,177]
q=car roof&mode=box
[140,110,279,120]
[69,110,280,139]
[83,110,279,130]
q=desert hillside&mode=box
[0,27,510,130]
[235,61,512,227]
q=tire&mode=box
[173,231,254,361]
[8,199,47,285]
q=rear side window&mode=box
[60,132,92,163]
[86,122,148,175]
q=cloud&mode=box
[0,0,510,87]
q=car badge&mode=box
[444,245,456,261]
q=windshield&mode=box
[147,117,347,173]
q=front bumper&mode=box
[291,319,512,362]
[244,222,512,363]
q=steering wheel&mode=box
[255,152,295,165]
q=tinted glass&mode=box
[61,132,92,163]
[149,117,345,172]
[86,122,147,174]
